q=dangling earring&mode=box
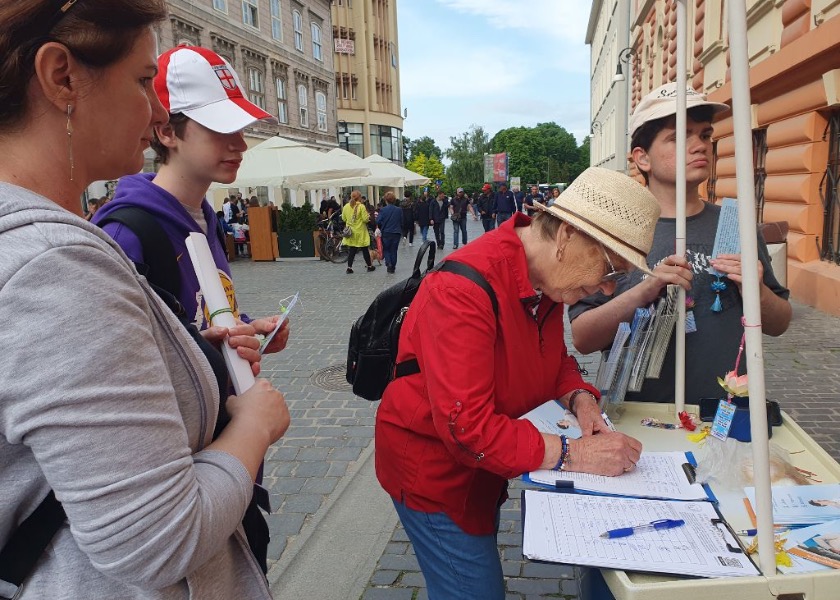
[66,104,74,182]
[556,247,564,262]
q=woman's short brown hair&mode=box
[531,210,563,242]
[150,113,190,164]
[0,0,168,132]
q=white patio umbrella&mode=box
[297,152,430,190]
[208,136,370,190]
[295,148,406,190]
[363,154,430,186]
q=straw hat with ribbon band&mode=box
[531,167,661,275]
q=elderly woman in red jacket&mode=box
[375,167,661,600]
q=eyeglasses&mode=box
[599,243,627,282]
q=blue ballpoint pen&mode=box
[600,519,686,539]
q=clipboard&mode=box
[523,451,718,503]
[521,489,760,578]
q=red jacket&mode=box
[374,213,598,535]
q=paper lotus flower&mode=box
[717,371,749,397]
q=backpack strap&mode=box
[97,206,182,299]
[0,491,65,592]
[394,260,499,379]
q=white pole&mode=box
[674,0,687,416]
[727,0,775,576]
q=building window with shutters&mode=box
[298,84,308,127]
[312,23,323,61]
[316,91,327,132]
[276,78,288,123]
[820,111,840,263]
[248,67,265,109]
[270,0,282,40]
[753,129,768,223]
[214,0,228,13]
[293,10,304,52]
[242,0,259,28]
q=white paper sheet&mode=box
[185,232,255,395]
[520,400,582,439]
[528,451,710,501]
[522,491,760,578]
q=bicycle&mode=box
[317,216,349,263]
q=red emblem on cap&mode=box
[214,66,237,91]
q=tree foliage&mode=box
[444,124,491,193]
[405,136,443,163]
[490,122,581,186]
[406,152,446,188]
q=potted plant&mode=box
[276,200,319,258]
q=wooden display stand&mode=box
[591,401,840,600]
[248,206,278,261]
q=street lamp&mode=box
[591,121,602,135]
[337,119,350,151]
[612,47,637,83]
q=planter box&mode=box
[277,230,316,258]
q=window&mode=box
[298,84,308,127]
[315,91,327,132]
[276,78,288,123]
[213,0,227,12]
[345,122,363,157]
[242,0,258,28]
[248,67,265,109]
[270,0,282,40]
[293,10,303,51]
[370,125,403,164]
[820,111,840,263]
[311,23,323,61]
[753,129,768,223]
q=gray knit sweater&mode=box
[0,184,271,599]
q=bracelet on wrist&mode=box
[554,435,570,471]
[568,388,597,414]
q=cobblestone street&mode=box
[230,216,840,599]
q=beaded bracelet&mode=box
[553,435,570,471]
[567,388,597,414]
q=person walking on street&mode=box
[342,190,376,273]
[377,191,402,273]
[477,183,497,232]
[401,190,416,247]
[414,191,431,243]
[450,187,470,248]
[495,182,516,226]
[523,185,544,217]
[430,190,449,249]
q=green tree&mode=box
[406,152,446,190]
[445,124,491,193]
[574,136,591,181]
[490,122,579,185]
[406,136,443,163]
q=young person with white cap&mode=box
[94,45,291,572]
[569,83,791,404]
[375,167,659,600]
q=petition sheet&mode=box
[522,491,760,578]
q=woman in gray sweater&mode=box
[0,2,289,599]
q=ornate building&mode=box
[588,0,840,314]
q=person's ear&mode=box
[556,221,575,251]
[154,122,180,149]
[631,147,651,174]
[32,42,80,110]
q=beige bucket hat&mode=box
[533,167,661,274]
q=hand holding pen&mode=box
[600,518,686,539]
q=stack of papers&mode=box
[522,491,760,578]
[780,520,840,573]
[744,483,840,527]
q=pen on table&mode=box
[736,527,788,537]
[600,519,686,539]
[601,412,617,432]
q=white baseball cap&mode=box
[155,45,275,134]
[628,82,729,139]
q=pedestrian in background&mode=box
[400,190,416,246]
[377,191,402,273]
[450,187,470,249]
[511,184,525,214]
[414,190,431,243]
[548,186,561,207]
[342,190,376,273]
[495,182,516,226]
[523,185,543,217]
[84,197,101,221]
[0,2,288,598]
[477,183,497,232]
[430,190,449,249]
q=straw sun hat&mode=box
[532,167,661,274]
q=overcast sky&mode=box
[397,0,593,153]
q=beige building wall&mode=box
[625,0,840,315]
[331,0,404,164]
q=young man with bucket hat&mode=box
[569,83,791,405]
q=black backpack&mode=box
[346,240,499,401]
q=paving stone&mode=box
[398,571,426,587]
[266,512,305,536]
[301,477,338,494]
[280,494,323,513]
[370,570,400,586]
[362,589,413,600]
[293,461,330,477]
[377,553,420,571]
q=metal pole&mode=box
[727,0,775,576]
[674,0,687,416]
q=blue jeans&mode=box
[393,499,504,600]
[452,217,467,247]
[382,233,401,270]
[496,212,512,226]
[419,225,429,242]
[481,218,495,232]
